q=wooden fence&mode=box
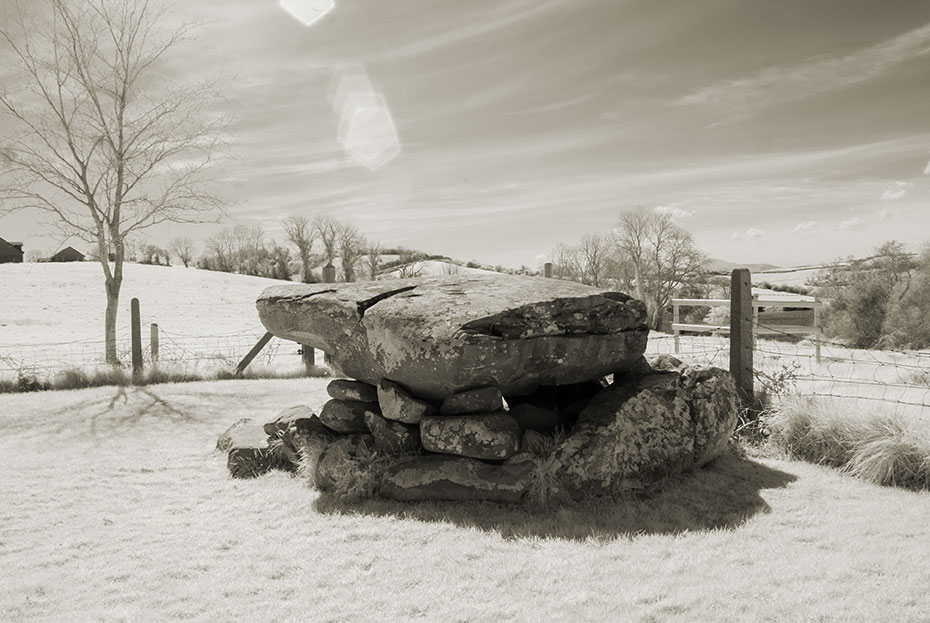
[671,269,824,409]
[671,292,822,362]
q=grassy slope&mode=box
[2,380,929,622]
[0,262,286,346]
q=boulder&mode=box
[319,399,380,434]
[257,274,648,399]
[226,420,279,478]
[314,434,375,491]
[364,411,421,454]
[420,413,521,461]
[264,405,317,437]
[380,455,533,503]
[327,379,378,403]
[440,387,503,415]
[549,365,738,499]
[216,417,252,452]
[377,379,437,424]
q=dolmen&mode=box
[221,274,739,504]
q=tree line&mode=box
[812,241,930,350]
[548,207,708,330]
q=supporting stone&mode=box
[380,455,533,503]
[319,399,380,434]
[420,413,521,461]
[327,378,378,403]
[378,379,436,424]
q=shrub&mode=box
[764,396,930,490]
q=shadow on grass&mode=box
[45,385,202,441]
[310,452,797,541]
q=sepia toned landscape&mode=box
[2,1,930,621]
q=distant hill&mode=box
[704,258,782,273]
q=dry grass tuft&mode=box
[526,430,571,507]
[764,396,930,490]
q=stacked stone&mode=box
[223,274,742,502]
[316,378,536,501]
[222,355,740,504]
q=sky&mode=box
[2,0,930,268]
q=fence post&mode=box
[544,262,552,278]
[131,298,143,384]
[323,263,336,283]
[235,332,274,376]
[301,343,316,374]
[730,269,754,410]
[150,323,159,363]
[673,301,680,354]
[813,301,822,364]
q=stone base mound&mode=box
[220,356,739,503]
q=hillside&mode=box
[704,257,782,273]
[0,262,293,377]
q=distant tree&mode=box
[232,224,266,276]
[139,243,170,266]
[313,215,340,265]
[0,0,225,363]
[267,242,292,281]
[282,213,316,283]
[202,228,236,272]
[397,250,424,278]
[578,233,609,287]
[613,207,706,330]
[365,239,383,280]
[169,236,196,268]
[812,240,917,348]
[338,223,364,282]
[25,248,44,263]
[549,243,582,281]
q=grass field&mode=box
[2,378,930,622]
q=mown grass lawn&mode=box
[2,378,929,622]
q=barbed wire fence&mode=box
[0,326,312,386]
[664,298,930,423]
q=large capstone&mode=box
[549,364,739,499]
[256,274,648,400]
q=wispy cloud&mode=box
[879,180,912,201]
[924,151,930,175]
[675,22,930,112]
[374,0,567,62]
[839,217,867,231]
[733,228,765,240]
[654,205,693,219]
[795,221,819,237]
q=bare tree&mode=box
[232,224,265,276]
[364,238,383,280]
[313,214,340,265]
[578,232,609,287]
[202,227,236,272]
[613,207,706,329]
[168,236,195,267]
[338,222,364,282]
[282,213,316,283]
[0,0,225,363]
[550,242,582,281]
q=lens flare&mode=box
[279,0,334,27]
